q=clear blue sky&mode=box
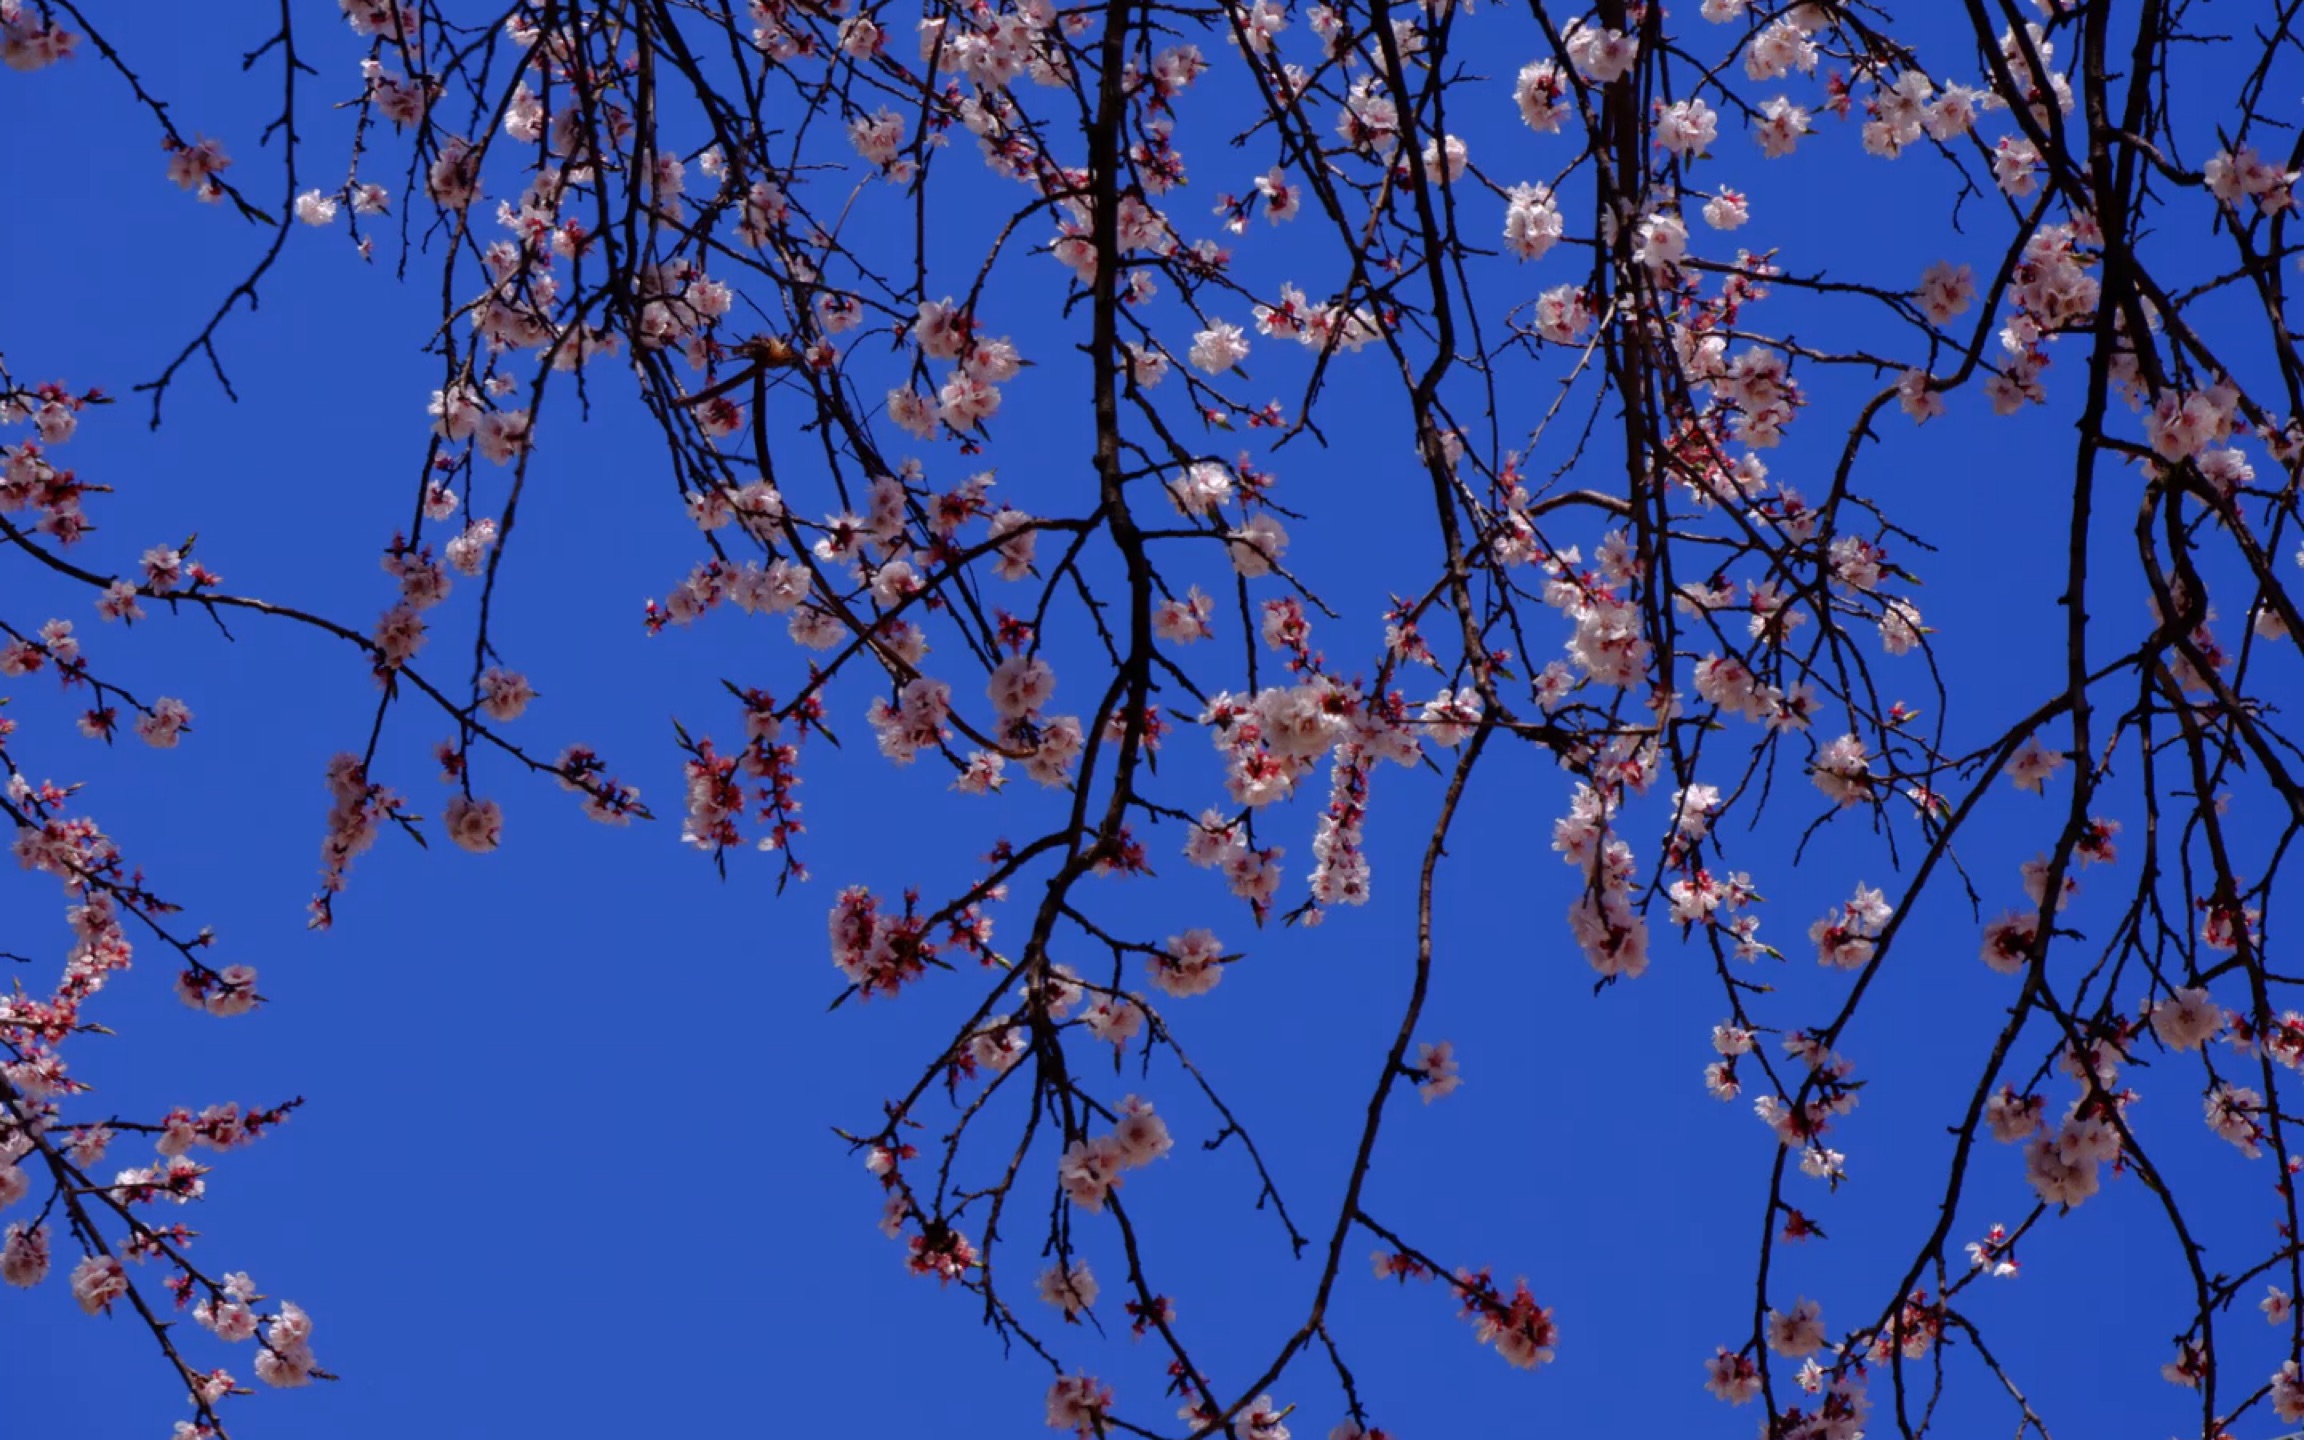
[1,7,2285,1439]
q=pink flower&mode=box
[1169,461,1234,516]
[2206,1084,2267,1157]
[95,579,143,623]
[1754,96,1809,156]
[1964,1223,2020,1278]
[1226,514,1290,577]
[848,109,909,175]
[1703,1347,1762,1404]
[1419,690,1482,748]
[254,1343,314,1388]
[2205,143,2300,213]
[1036,1260,1098,1318]
[1083,997,1143,1047]
[1897,370,1944,424]
[1515,60,1570,132]
[2275,1361,2304,1423]
[1811,734,1874,806]
[1154,587,1216,643]
[1046,1373,1113,1435]
[905,1223,977,1283]
[1500,184,1564,262]
[1243,1394,1293,1440]
[1765,1297,1826,1357]
[426,139,480,209]
[443,795,503,853]
[936,373,1001,430]
[475,408,533,464]
[70,1253,128,1314]
[1111,1096,1173,1169]
[1189,320,1250,374]
[1984,1087,2045,1143]
[1635,212,1688,269]
[2008,737,2065,792]
[1534,283,1594,343]
[987,654,1056,719]
[1461,1275,1558,1368]
[135,696,193,749]
[1419,133,1469,183]
[372,604,427,669]
[1702,189,1749,230]
[1562,18,1636,82]
[2024,1120,2108,1207]
[195,1295,259,1342]
[428,385,483,440]
[2,1223,50,1287]
[0,14,79,70]
[1058,1135,1125,1212]
[1414,1040,1461,1102]
[1655,98,1718,156]
[1917,261,1974,323]
[1979,912,2038,974]
[206,964,260,1018]
[2147,986,2221,1051]
[1150,928,1225,997]
[1809,884,1891,969]
[477,667,536,722]
[165,137,231,197]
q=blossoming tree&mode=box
[4,0,2303,1436]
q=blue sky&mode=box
[2,6,2293,1439]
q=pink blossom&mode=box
[443,795,503,854]
[1503,184,1564,261]
[1111,1096,1173,1168]
[1414,1040,1461,1102]
[1704,1347,1762,1404]
[1811,734,1874,807]
[1058,1135,1126,1212]
[1765,1297,1826,1357]
[164,137,231,198]
[1,1222,50,1287]
[987,654,1056,719]
[69,1253,128,1314]
[1046,1373,1113,1435]
[1036,1260,1098,1317]
[1753,96,1809,156]
[1655,98,1718,156]
[477,668,536,722]
[2276,1361,2304,1423]
[1189,321,1250,374]
[1514,59,1570,132]
[1563,19,1637,82]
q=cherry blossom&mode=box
[1704,1347,1763,1404]
[1036,1260,1098,1318]
[2277,1362,2304,1424]
[1412,1040,1460,1103]
[2146,986,2221,1051]
[10,3,2304,1434]
[69,1254,128,1315]
[1046,1373,1113,1436]
[1765,1298,1827,1357]
[442,795,503,854]
[1189,321,1250,374]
